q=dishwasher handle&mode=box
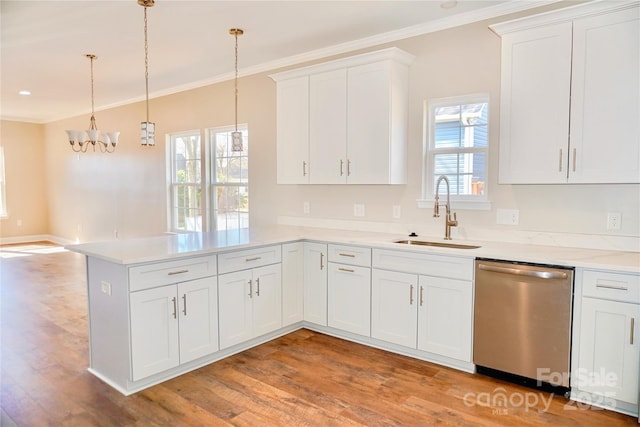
[478,263,568,280]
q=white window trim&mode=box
[417,93,491,211]
[0,147,6,218]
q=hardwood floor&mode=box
[1,242,637,426]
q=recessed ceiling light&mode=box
[18,90,31,96]
[440,0,458,9]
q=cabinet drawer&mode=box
[372,249,473,281]
[218,245,282,274]
[129,255,217,292]
[328,244,371,267]
[582,270,640,304]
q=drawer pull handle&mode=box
[420,286,424,307]
[338,267,354,273]
[338,253,355,258]
[246,256,262,262]
[320,253,324,270]
[410,284,414,305]
[596,283,628,291]
[171,297,177,319]
[558,149,563,172]
[248,280,253,298]
[631,318,635,345]
[303,161,307,177]
[340,159,344,176]
[182,294,187,316]
[572,148,577,172]
[168,269,189,276]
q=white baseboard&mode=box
[0,234,76,246]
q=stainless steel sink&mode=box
[393,239,481,249]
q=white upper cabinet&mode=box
[493,2,640,184]
[271,48,414,185]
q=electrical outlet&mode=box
[353,204,365,217]
[100,281,112,296]
[607,212,621,230]
[497,209,519,225]
[392,205,401,219]
[303,202,310,214]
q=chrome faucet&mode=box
[433,175,458,240]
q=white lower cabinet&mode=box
[303,242,328,325]
[282,242,304,326]
[130,276,218,381]
[371,269,473,362]
[218,264,282,349]
[327,262,371,336]
[574,269,640,411]
[417,275,472,362]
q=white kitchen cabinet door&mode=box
[276,76,310,184]
[218,269,254,349]
[327,262,371,336]
[130,285,180,381]
[568,7,640,183]
[177,277,218,364]
[578,297,640,404]
[303,242,328,326]
[371,269,418,348]
[497,22,573,184]
[347,60,407,184]
[417,275,473,362]
[282,242,304,326]
[252,264,283,337]
[219,264,282,349]
[309,69,347,184]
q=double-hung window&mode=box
[168,131,202,232]
[167,126,249,233]
[209,126,249,231]
[421,94,490,210]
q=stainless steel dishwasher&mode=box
[474,258,574,391]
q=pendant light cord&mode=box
[88,54,97,130]
[144,6,150,123]
[234,31,239,132]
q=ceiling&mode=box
[1,0,560,124]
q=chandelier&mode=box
[139,0,155,146]
[230,28,244,152]
[65,54,119,153]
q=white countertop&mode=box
[66,226,640,273]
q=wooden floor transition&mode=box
[0,242,637,426]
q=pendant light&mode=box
[139,0,155,146]
[65,54,119,153]
[229,28,244,152]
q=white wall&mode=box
[39,14,639,249]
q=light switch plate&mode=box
[497,208,519,225]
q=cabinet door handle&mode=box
[256,278,261,297]
[246,256,262,262]
[303,161,307,176]
[558,149,563,172]
[338,267,354,273]
[168,269,189,276]
[572,148,577,172]
[182,294,187,316]
[171,297,177,319]
[419,286,424,306]
[338,253,355,258]
[340,159,344,176]
[409,284,414,305]
[631,318,635,345]
[596,283,628,291]
[248,279,253,298]
[347,159,351,176]
[320,253,324,270]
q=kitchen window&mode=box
[167,126,249,233]
[209,126,249,231]
[419,95,490,210]
[0,147,6,218]
[168,131,203,232]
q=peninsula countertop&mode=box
[66,226,640,274]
